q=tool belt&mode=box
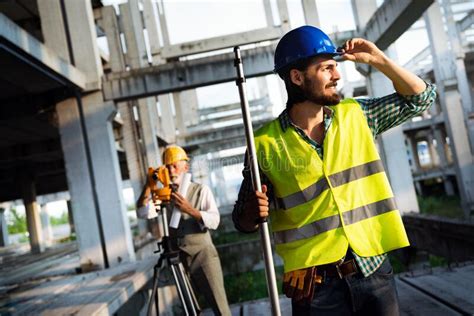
[282,258,359,302]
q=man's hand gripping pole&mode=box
[234,46,281,316]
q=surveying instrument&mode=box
[146,166,200,316]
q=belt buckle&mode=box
[347,259,358,277]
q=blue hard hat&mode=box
[274,25,340,73]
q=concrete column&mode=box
[21,178,44,253]
[102,4,153,237]
[82,92,136,265]
[0,206,9,247]
[38,0,70,62]
[63,0,103,88]
[57,97,105,269]
[46,0,136,267]
[425,2,474,216]
[301,0,320,26]
[263,0,274,27]
[426,134,439,167]
[351,0,377,32]
[256,77,270,104]
[340,63,354,98]
[101,6,126,72]
[143,0,164,65]
[443,177,455,196]
[102,6,147,201]
[40,204,54,247]
[210,169,228,207]
[121,0,162,168]
[406,134,420,172]
[369,57,420,214]
[66,200,75,235]
[174,90,199,137]
[440,0,474,151]
[352,0,419,214]
[156,0,171,46]
[158,95,177,143]
[414,181,423,196]
[433,128,449,167]
[276,0,291,31]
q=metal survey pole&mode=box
[233,46,281,316]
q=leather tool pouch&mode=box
[282,267,322,302]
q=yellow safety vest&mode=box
[255,99,410,273]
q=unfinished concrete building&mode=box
[0,0,473,314]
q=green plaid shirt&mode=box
[233,83,437,276]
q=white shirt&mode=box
[136,183,220,230]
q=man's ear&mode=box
[290,69,304,86]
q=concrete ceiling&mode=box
[0,0,122,203]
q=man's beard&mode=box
[301,76,341,105]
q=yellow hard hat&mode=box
[163,145,189,165]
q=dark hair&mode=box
[277,54,334,110]
[277,57,313,110]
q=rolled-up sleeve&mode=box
[357,82,437,136]
[199,184,220,230]
[232,158,274,233]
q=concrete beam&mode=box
[402,114,445,132]
[103,45,274,102]
[355,0,434,75]
[198,97,271,116]
[156,27,284,59]
[0,13,86,90]
[194,108,271,127]
[458,9,474,33]
[207,154,245,170]
[192,138,247,156]
[362,0,434,50]
[184,118,270,146]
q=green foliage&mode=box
[7,208,27,234]
[211,231,258,246]
[429,254,448,268]
[224,266,284,304]
[50,212,69,226]
[417,195,463,218]
[387,253,406,274]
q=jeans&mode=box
[292,258,400,316]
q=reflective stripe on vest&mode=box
[274,197,396,244]
[277,160,385,210]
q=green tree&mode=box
[50,211,69,226]
[7,208,27,234]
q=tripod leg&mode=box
[170,263,192,315]
[147,264,161,316]
[177,262,201,314]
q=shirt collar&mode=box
[278,106,334,132]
